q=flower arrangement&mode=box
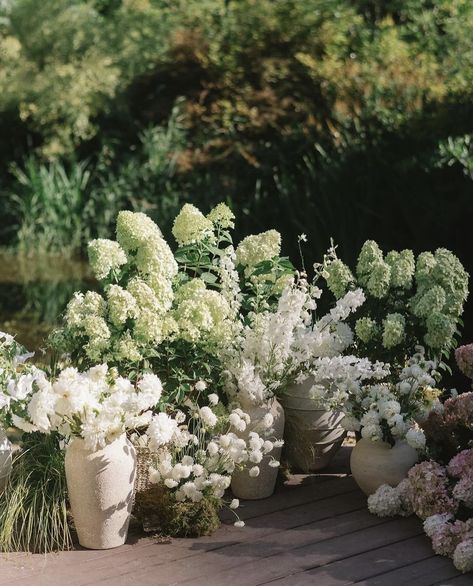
[368,387,473,574]
[222,276,388,408]
[341,346,442,447]
[322,241,469,368]
[368,450,473,573]
[421,391,473,463]
[10,365,163,451]
[133,388,280,535]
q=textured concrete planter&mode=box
[231,398,284,500]
[65,434,136,549]
[0,428,12,493]
[282,379,346,472]
[350,437,419,496]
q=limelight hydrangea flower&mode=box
[65,291,106,327]
[366,261,391,299]
[382,313,405,349]
[425,313,456,349]
[135,237,178,281]
[172,203,214,245]
[411,285,446,319]
[324,259,354,299]
[355,317,378,344]
[113,332,143,363]
[88,239,128,281]
[356,240,384,286]
[385,249,415,289]
[235,230,281,270]
[207,202,235,229]
[116,210,162,251]
[107,285,140,327]
[173,279,232,346]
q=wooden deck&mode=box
[0,447,469,586]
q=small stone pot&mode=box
[65,434,136,549]
[231,398,285,500]
[0,428,12,493]
[350,437,419,496]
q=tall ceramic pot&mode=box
[231,398,285,500]
[65,434,136,549]
[0,428,12,493]
[281,378,346,472]
[350,437,419,496]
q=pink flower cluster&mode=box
[455,344,473,381]
[443,392,473,429]
[370,449,473,572]
[407,460,457,519]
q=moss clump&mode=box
[134,484,221,538]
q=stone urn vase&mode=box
[350,437,419,496]
[65,434,137,549]
[231,398,285,500]
[0,428,12,493]
[281,378,346,472]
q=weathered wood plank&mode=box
[166,517,423,586]
[0,478,358,586]
[431,575,473,585]
[354,555,462,586]
[264,535,440,585]
[90,499,383,586]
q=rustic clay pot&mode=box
[65,434,136,549]
[350,437,419,496]
[282,378,346,472]
[231,398,285,500]
[0,428,12,493]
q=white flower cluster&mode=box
[235,229,281,273]
[342,347,441,447]
[223,278,386,408]
[142,397,279,521]
[7,365,163,451]
[367,479,413,517]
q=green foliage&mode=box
[8,158,91,255]
[0,432,72,553]
[0,0,473,324]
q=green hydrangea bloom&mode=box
[207,202,235,229]
[355,317,379,344]
[356,240,384,286]
[135,237,178,281]
[107,285,140,327]
[116,211,162,252]
[366,261,391,299]
[88,238,127,281]
[172,203,214,246]
[326,259,354,299]
[235,230,281,270]
[174,278,232,345]
[382,313,405,348]
[411,285,446,318]
[424,312,456,349]
[386,249,415,289]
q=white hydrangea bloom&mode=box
[88,239,127,281]
[116,210,162,252]
[172,203,214,245]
